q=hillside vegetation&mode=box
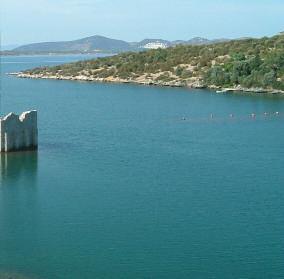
[21,34,284,92]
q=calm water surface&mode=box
[0,55,283,279]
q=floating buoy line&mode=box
[179,111,283,122]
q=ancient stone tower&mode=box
[0,110,38,152]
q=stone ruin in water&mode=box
[0,110,38,152]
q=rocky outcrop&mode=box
[0,110,38,152]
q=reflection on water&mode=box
[0,152,39,279]
[0,151,38,186]
[0,270,37,279]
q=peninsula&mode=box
[14,33,284,94]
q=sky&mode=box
[1,0,284,46]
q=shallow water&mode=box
[0,55,284,279]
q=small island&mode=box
[14,33,284,94]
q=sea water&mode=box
[0,55,283,279]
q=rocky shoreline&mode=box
[10,72,284,95]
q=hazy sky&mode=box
[1,0,284,45]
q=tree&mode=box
[263,70,277,87]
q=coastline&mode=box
[10,72,284,95]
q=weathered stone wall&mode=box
[0,110,38,152]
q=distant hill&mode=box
[1,44,20,51]
[172,37,230,46]
[13,35,132,53]
[10,35,230,54]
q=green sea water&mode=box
[0,55,283,279]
